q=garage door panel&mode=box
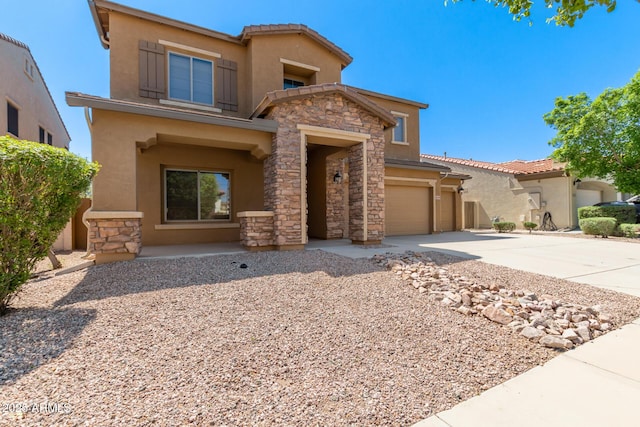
[385,185,431,235]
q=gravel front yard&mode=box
[2,250,640,426]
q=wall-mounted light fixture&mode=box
[333,171,343,184]
[573,178,582,186]
[457,185,465,194]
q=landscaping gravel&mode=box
[2,250,640,426]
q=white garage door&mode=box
[576,189,602,208]
[385,185,431,235]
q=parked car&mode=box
[594,201,640,223]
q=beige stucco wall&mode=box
[90,109,271,211]
[520,176,573,229]
[246,35,343,109]
[0,37,69,147]
[361,94,421,162]
[107,12,346,117]
[426,160,578,229]
[108,12,249,114]
[137,143,264,246]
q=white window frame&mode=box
[391,111,409,145]
[167,52,215,106]
[164,168,231,223]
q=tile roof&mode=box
[0,32,30,50]
[420,154,565,176]
[251,83,397,128]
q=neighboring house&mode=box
[0,33,69,148]
[1,32,73,250]
[67,0,465,264]
[422,155,619,230]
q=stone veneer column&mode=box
[85,211,143,264]
[263,124,305,249]
[238,211,275,251]
[326,157,346,239]
[264,93,387,247]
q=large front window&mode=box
[168,53,213,105]
[165,169,230,221]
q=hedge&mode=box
[578,205,636,225]
[0,136,99,314]
[619,224,640,238]
[523,221,538,233]
[579,217,617,238]
[493,222,516,233]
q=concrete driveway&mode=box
[318,231,640,297]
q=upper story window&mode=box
[391,111,409,145]
[24,57,34,80]
[284,78,305,89]
[168,52,213,105]
[7,102,19,137]
[39,126,53,145]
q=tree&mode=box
[0,137,99,314]
[544,70,640,194]
[445,0,638,26]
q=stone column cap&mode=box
[85,211,144,219]
[237,211,274,218]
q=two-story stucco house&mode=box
[1,33,70,149]
[422,154,619,230]
[1,32,74,250]
[67,0,465,264]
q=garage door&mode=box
[440,191,456,231]
[385,185,431,235]
[576,189,602,208]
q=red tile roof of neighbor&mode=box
[420,154,566,176]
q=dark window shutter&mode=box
[139,40,165,99]
[216,59,238,112]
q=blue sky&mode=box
[2,0,639,163]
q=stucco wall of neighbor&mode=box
[520,176,573,229]
[89,109,271,213]
[360,94,422,162]
[429,163,530,228]
[107,12,249,114]
[137,143,264,246]
[0,37,69,147]
[247,35,343,109]
[263,93,385,246]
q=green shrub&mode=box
[619,223,640,238]
[0,137,99,314]
[578,205,636,225]
[523,221,538,233]
[579,217,617,238]
[493,222,516,233]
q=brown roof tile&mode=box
[421,154,565,176]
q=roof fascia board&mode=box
[66,92,277,133]
[516,170,566,181]
[386,159,451,173]
[350,86,429,109]
[91,0,242,46]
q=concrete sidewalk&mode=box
[315,231,640,427]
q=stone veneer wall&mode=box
[238,212,274,249]
[326,157,346,239]
[88,218,142,255]
[264,93,386,245]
